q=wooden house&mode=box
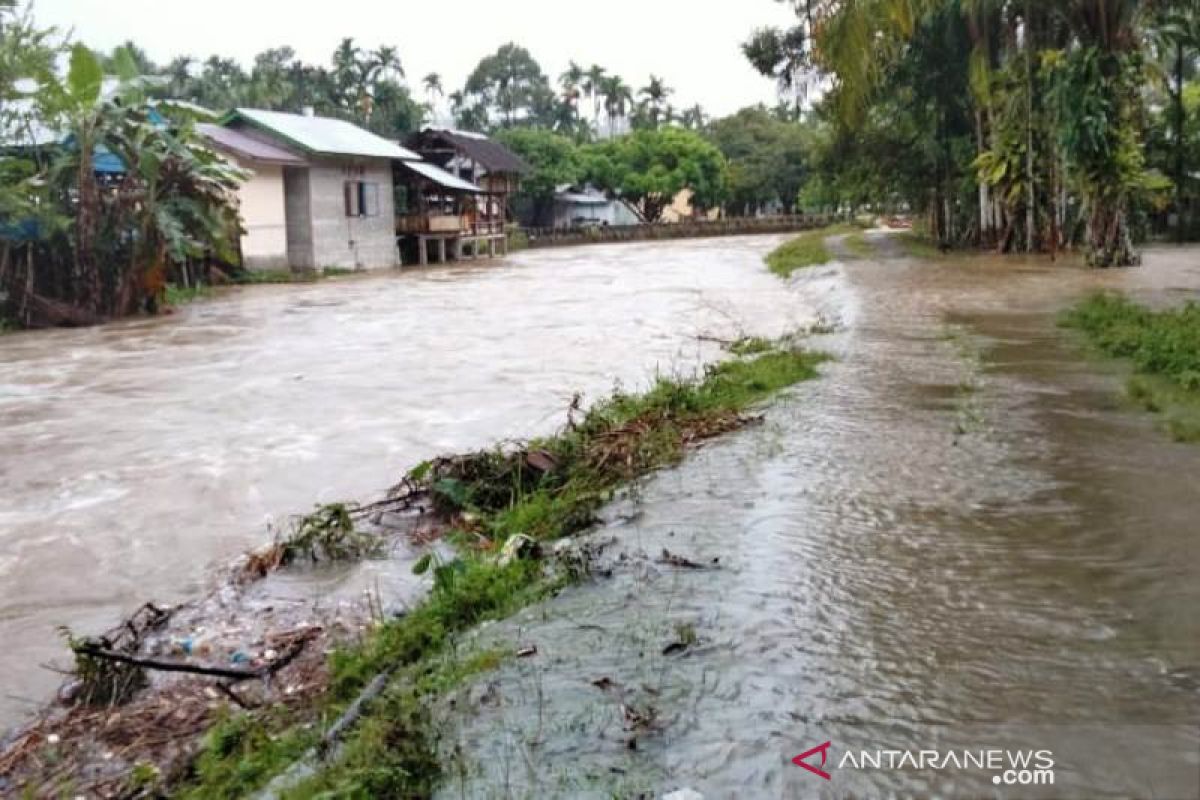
[399,129,528,262]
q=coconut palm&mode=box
[638,74,673,128]
[559,60,584,104]
[600,75,633,136]
[583,64,607,127]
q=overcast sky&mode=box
[28,0,797,118]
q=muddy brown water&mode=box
[3,235,1199,797]
[0,236,810,732]
[437,238,1200,799]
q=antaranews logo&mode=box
[792,742,1055,787]
[792,741,833,780]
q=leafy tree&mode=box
[583,127,729,221]
[494,127,584,224]
[707,105,811,215]
[461,43,553,128]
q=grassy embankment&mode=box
[1063,292,1200,442]
[765,224,863,277]
[171,343,826,798]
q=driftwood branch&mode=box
[72,635,310,684]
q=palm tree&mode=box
[583,64,607,127]
[163,56,194,98]
[1152,1,1200,242]
[638,74,673,128]
[679,103,707,130]
[422,72,444,125]
[373,45,404,82]
[600,75,633,136]
[559,60,584,103]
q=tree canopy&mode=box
[583,128,729,222]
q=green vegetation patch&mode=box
[163,284,214,307]
[843,231,875,259]
[173,343,826,797]
[895,231,944,260]
[765,224,862,277]
[1063,292,1200,442]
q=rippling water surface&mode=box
[0,236,807,729]
[438,239,1200,798]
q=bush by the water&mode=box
[1064,293,1200,391]
[1064,293,1200,441]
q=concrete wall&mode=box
[238,164,290,270]
[283,167,314,270]
[306,158,399,269]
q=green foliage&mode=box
[1064,293,1200,441]
[765,227,856,276]
[460,43,555,130]
[1064,293,1200,389]
[494,127,584,222]
[706,105,811,215]
[163,283,214,306]
[179,712,317,800]
[280,503,382,564]
[582,127,729,221]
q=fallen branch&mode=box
[71,633,312,684]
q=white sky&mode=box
[27,0,797,118]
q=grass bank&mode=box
[171,343,826,797]
[1063,292,1200,441]
[765,224,858,277]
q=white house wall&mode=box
[237,163,290,270]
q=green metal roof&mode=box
[224,108,419,161]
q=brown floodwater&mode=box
[439,237,1200,798]
[0,236,810,731]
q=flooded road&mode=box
[0,236,809,730]
[442,239,1200,798]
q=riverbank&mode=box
[0,340,826,797]
[0,235,811,733]
[1062,292,1200,441]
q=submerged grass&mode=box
[163,284,215,307]
[1063,292,1200,442]
[765,224,858,277]
[843,231,875,259]
[895,231,944,260]
[172,343,826,798]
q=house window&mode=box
[344,181,380,218]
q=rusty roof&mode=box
[409,128,529,174]
[197,124,306,165]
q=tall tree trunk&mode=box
[1024,0,1036,254]
[1174,40,1186,244]
[75,126,103,315]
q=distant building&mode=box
[661,188,722,223]
[549,184,641,228]
[208,108,421,271]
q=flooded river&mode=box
[3,234,1199,797]
[0,236,808,730]
[439,238,1200,798]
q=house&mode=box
[661,188,722,223]
[398,128,530,264]
[196,123,307,271]
[210,108,421,271]
[405,128,528,231]
[549,184,641,228]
